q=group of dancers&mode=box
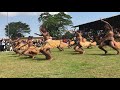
[11,19,120,60]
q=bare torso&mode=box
[27,40,33,47]
[104,30,114,41]
[76,32,83,41]
[42,32,51,41]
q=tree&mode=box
[64,31,74,39]
[38,12,73,39]
[5,21,30,39]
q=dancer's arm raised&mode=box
[100,19,113,31]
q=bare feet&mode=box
[46,57,53,60]
[32,56,35,59]
[79,51,85,54]
[117,51,119,55]
[105,51,108,54]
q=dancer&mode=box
[98,19,119,54]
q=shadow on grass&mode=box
[87,53,118,56]
[9,53,16,55]
[66,52,85,55]
[52,50,64,52]
[66,51,118,56]
[19,56,49,61]
[9,55,20,57]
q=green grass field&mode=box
[0,46,120,78]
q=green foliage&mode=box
[5,21,30,38]
[38,12,73,39]
[64,31,74,39]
